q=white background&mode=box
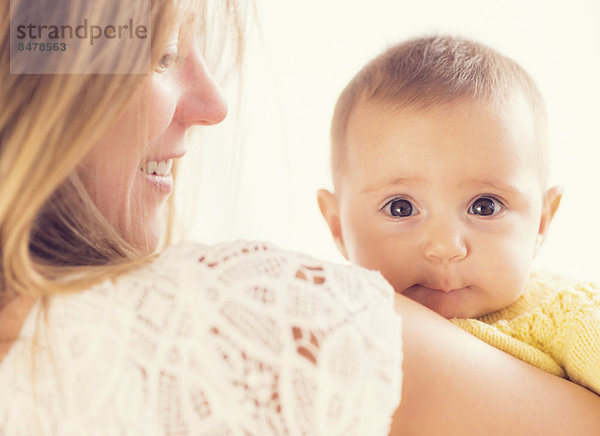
[180,0,600,282]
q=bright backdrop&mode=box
[181,0,600,282]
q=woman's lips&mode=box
[140,170,173,194]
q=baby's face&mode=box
[320,97,558,318]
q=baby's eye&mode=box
[382,198,418,218]
[468,196,504,216]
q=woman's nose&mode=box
[175,46,228,127]
[422,218,468,263]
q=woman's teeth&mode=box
[140,159,173,176]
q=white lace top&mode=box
[0,241,402,436]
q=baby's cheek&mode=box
[485,239,533,301]
[360,236,415,292]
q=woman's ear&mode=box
[317,189,349,260]
[535,186,563,255]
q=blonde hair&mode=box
[330,35,548,190]
[0,0,246,301]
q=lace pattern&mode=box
[0,241,402,436]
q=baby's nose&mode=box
[422,219,468,263]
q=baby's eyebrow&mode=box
[462,179,525,196]
[360,176,425,194]
[359,177,529,197]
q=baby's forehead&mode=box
[338,95,547,190]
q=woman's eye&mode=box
[155,53,182,72]
[469,197,504,216]
[382,198,417,218]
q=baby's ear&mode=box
[317,189,349,260]
[535,186,563,255]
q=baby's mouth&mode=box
[413,283,467,294]
[139,159,173,176]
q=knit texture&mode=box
[452,271,600,395]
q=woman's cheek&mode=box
[144,78,178,144]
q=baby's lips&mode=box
[416,282,467,294]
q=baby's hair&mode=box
[330,35,548,189]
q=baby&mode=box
[318,35,600,394]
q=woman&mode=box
[1,1,599,435]
[1,1,401,434]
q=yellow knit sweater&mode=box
[451,271,600,395]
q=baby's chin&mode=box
[424,302,482,319]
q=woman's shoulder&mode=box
[72,240,402,434]
[1,240,402,435]
[127,239,397,306]
[109,239,401,346]
[29,239,397,342]
[107,239,401,356]
[135,240,402,434]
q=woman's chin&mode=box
[124,217,163,254]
